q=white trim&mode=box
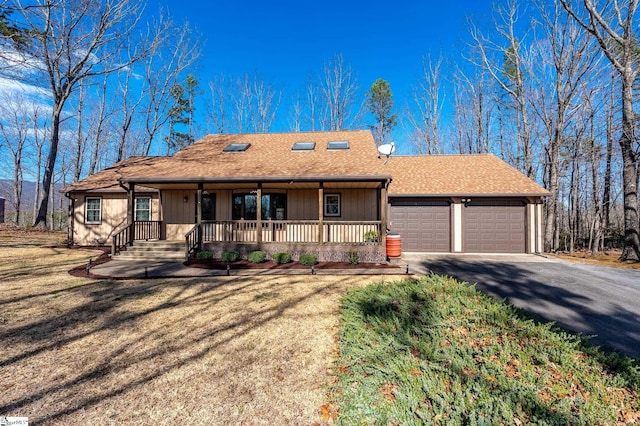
[85,197,102,224]
[324,193,341,217]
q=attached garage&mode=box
[390,199,450,252]
[463,200,526,253]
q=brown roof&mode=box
[62,156,165,193]
[141,130,388,182]
[385,154,549,196]
[64,131,548,197]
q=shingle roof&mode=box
[63,131,548,197]
[62,156,165,193]
[385,154,549,196]
[158,130,387,181]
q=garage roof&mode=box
[386,154,549,197]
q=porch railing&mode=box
[133,220,161,241]
[185,224,200,259]
[111,220,162,256]
[111,225,131,256]
[198,220,382,244]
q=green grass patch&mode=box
[334,275,640,425]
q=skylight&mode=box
[292,141,316,151]
[327,140,350,150]
[223,143,251,152]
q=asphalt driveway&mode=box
[404,254,640,360]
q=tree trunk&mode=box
[34,102,62,228]
[619,76,640,261]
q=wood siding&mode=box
[72,193,158,245]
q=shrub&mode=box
[348,250,360,265]
[247,250,266,263]
[272,252,292,264]
[196,250,213,260]
[299,253,318,266]
[363,230,378,242]
[221,250,240,262]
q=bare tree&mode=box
[560,0,640,261]
[207,72,281,134]
[407,54,445,154]
[87,73,115,174]
[139,16,201,155]
[451,65,495,154]
[469,0,535,177]
[0,92,29,225]
[318,55,360,131]
[208,73,227,134]
[528,0,599,252]
[8,0,149,228]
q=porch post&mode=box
[380,181,388,246]
[256,183,262,243]
[197,183,203,250]
[318,183,324,243]
[127,183,135,246]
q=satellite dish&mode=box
[377,142,395,164]
[377,142,396,156]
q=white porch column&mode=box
[452,198,463,253]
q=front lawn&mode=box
[333,276,640,425]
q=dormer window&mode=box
[327,140,350,150]
[223,143,251,152]
[292,141,315,151]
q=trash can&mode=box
[386,233,401,258]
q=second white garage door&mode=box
[390,200,451,252]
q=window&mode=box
[233,193,287,220]
[223,143,251,152]
[85,197,102,224]
[292,141,315,151]
[201,193,216,221]
[327,140,349,150]
[135,197,151,221]
[324,193,341,217]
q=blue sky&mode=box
[160,0,496,138]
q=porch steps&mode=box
[116,240,186,261]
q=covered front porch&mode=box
[113,175,391,260]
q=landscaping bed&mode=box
[184,258,400,270]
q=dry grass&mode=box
[549,250,640,269]
[0,226,402,425]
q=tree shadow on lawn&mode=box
[0,274,351,424]
[422,258,640,361]
[349,281,575,425]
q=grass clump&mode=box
[334,275,640,425]
[221,250,239,262]
[272,252,292,264]
[247,250,266,263]
[348,250,360,265]
[196,250,213,260]
[299,254,318,266]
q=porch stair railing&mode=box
[111,220,162,256]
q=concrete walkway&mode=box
[403,253,640,360]
[90,258,409,279]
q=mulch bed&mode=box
[68,246,113,278]
[185,259,400,270]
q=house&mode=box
[63,130,548,262]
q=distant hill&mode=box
[0,179,65,211]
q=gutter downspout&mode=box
[64,192,74,247]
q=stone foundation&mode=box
[202,242,387,263]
